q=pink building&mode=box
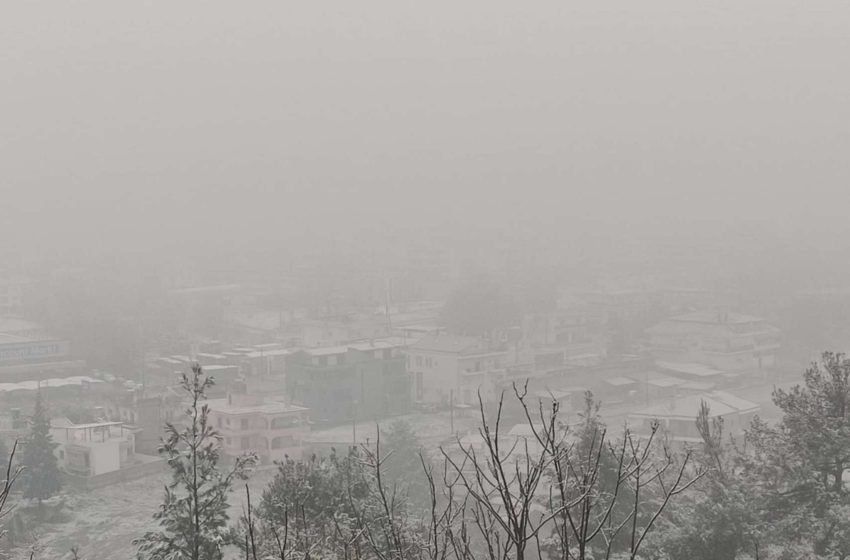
[207,393,309,465]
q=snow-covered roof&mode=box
[667,311,766,325]
[0,376,103,393]
[605,376,637,387]
[629,391,759,420]
[639,374,685,388]
[679,381,716,391]
[410,334,501,356]
[657,362,725,377]
[243,348,295,359]
[206,398,306,415]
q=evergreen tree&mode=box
[651,352,850,559]
[380,420,429,509]
[756,351,850,557]
[648,402,758,560]
[134,363,257,560]
[20,391,62,505]
[258,447,372,554]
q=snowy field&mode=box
[8,468,278,560]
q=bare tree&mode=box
[435,383,703,560]
[347,430,427,560]
[1,440,23,545]
[250,382,700,560]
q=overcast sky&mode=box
[2,1,849,258]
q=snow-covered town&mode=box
[4,2,850,559]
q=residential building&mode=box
[102,387,182,455]
[628,391,759,444]
[645,311,781,372]
[0,277,26,314]
[51,419,138,477]
[287,338,409,425]
[235,347,293,379]
[522,295,606,353]
[407,334,509,406]
[207,388,309,465]
[0,407,28,448]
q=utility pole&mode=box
[450,389,454,435]
[384,277,393,335]
[352,400,357,444]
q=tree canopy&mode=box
[19,392,62,504]
[134,364,257,560]
[651,351,850,560]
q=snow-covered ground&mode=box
[8,468,278,560]
[6,391,789,560]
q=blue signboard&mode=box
[0,340,70,364]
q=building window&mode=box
[241,418,249,430]
[271,435,296,449]
[241,437,250,450]
[416,356,423,367]
[271,416,297,429]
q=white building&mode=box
[628,391,760,444]
[51,419,137,477]
[645,311,780,372]
[407,334,509,405]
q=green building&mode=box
[286,339,410,426]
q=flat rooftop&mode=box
[0,333,32,344]
[206,398,307,415]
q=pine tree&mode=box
[20,391,62,505]
[380,420,429,509]
[134,363,257,560]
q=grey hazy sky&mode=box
[2,1,849,256]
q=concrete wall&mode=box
[63,456,165,490]
[89,440,121,475]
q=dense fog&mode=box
[3,2,850,559]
